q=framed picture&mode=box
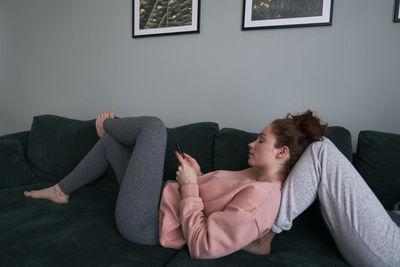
[132,0,200,38]
[395,0,400,22]
[242,0,334,30]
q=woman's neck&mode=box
[253,167,284,184]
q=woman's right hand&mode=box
[183,153,202,177]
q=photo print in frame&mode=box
[133,0,200,38]
[395,0,400,22]
[243,0,333,30]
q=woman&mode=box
[244,125,400,267]
[24,110,327,259]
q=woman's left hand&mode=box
[175,151,198,186]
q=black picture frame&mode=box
[395,0,400,22]
[132,0,200,38]
[242,0,334,30]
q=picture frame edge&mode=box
[241,0,334,31]
[132,0,201,38]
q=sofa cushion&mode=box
[27,115,99,183]
[214,126,352,171]
[0,140,37,188]
[0,182,179,266]
[166,203,347,266]
[163,122,219,181]
[354,130,400,209]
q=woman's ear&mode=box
[276,146,289,159]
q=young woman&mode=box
[24,110,331,259]
[244,124,400,267]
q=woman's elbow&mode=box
[189,247,211,259]
[189,251,217,260]
[188,245,230,260]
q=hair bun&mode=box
[291,110,328,141]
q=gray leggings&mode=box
[271,137,400,267]
[59,116,167,246]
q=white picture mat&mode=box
[134,0,198,36]
[244,0,331,28]
[398,1,400,19]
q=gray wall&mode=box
[1,0,399,150]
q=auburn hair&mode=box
[271,110,329,178]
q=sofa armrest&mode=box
[0,131,30,158]
[0,138,38,189]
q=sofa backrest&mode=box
[27,115,99,183]
[4,115,399,214]
[24,115,219,185]
[163,122,219,181]
[214,126,353,171]
[7,115,353,193]
[354,130,400,210]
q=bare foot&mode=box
[95,110,115,138]
[242,231,276,255]
[24,184,69,204]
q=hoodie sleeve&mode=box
[179,183,279,259]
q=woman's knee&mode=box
[142,116,166,131]
[308,137,336,154]
[115,210,159,245]
[140,116,167,140]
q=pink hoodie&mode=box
[159,168,282,259]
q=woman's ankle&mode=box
[55,184,69,197]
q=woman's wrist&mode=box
[180,183,199,198]
[179,181,198,186]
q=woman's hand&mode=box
[175,151,198,186]
[242,231,276,255]
[183,153,202,177]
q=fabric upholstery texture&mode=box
[0,116,370,267]
[0,182,178,266]
[163,122,219,182]
[214,128,257,171]
[0,130,30,157]
[0,140,37,188]
[27,115,99,183]
[354,130,400,209]
[214,126,353,171]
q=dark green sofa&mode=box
[0,115,399,267]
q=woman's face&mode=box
[248,125,280,169]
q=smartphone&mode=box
[176,142,185,159]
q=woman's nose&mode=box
[248,141,254,148]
